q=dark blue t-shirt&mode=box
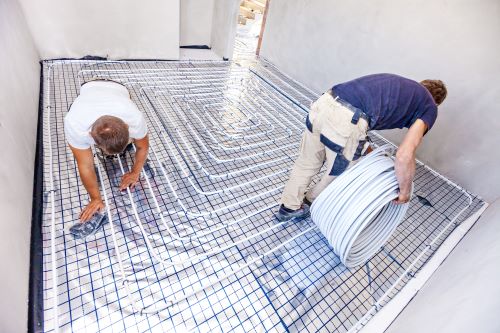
[333,74,437,131]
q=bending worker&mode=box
[277,74,447,221]
[64,80,149,223]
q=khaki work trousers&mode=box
[281,92,370,210]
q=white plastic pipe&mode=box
[311,145,412,268]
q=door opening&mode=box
[235,0,270,59]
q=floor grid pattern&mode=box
[40,59,485,332]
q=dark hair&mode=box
[420,79,447,105]
[90,116,129,154]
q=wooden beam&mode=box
[256,0,270,56]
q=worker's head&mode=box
[90,115,129,155]
[420,79,447,106]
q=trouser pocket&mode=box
[331,153,349,175]
[320,133,350,176]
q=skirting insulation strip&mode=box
[38,59,485,332]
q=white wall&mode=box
[0,0,40,331]
[180,0,240,56]
[260,0,500,202]
[18,0,180,60]
[387,200,500,333]
[180,0,214,46]
[211,0,240,59]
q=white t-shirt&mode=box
[64,81,148,149]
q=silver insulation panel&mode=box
[40,59,485,332]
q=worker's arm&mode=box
[394,119,427,204]
[69,144,104,222]
[119,134,149,191]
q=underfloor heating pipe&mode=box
[311,144,411,268]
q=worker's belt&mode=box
[327,89,371,126]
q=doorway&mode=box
[234,0,270,59]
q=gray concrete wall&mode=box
[18,0,180,60]
[260,0,500,202]
[0,0,41,331]
[180,0,214,46]
[386,200,500,333]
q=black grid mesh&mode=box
[40,59,485,333]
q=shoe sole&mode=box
[276,211,310,222]
[70,215,109,240]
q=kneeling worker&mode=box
[277,74,447,221]
[64,80,149,225]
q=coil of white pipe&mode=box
[310,144,412,268]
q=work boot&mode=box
[95,148,108,162]
[95,143,133,162]
[276,204,310,222]
[303,197,312,207]
[69,213,109,240]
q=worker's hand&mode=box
[79,198,105,222]
[393,191,411,205]
[120,171,140,191]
